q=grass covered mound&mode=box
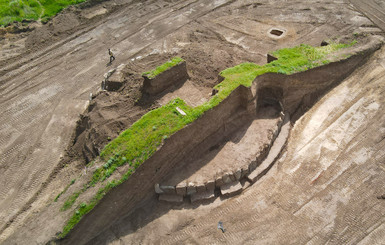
[214,42,356,103]
[58,41,356,238]
[142,57,184,79]
[0,0,86,26]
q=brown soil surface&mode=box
[0,0,384,244]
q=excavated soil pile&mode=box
[62,33,258,166]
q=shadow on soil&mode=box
[86,106,280,244]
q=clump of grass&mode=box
[54,179,76,202]
[0,0,86,26]
[0,0,41,25]
[61,191,81,211]
[59,41,356,237]
[142,57,184,79]
[59,171,134,238]
[210,42,356,105]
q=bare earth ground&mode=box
[0,0,384,244]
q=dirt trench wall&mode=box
[61,85,255,245]
[256,39,382,121]
[141,61,189,95]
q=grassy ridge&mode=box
[0,0,86,26]
[58,98,201,238]
[59,42,356,238]
[142,57,184,79]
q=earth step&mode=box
[220,181,242,197]
[247,113,290,183]
[104,64,125,91]
[159,194,183,203]
[190,189,215,203]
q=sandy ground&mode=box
[0,0,384,244]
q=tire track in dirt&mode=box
[0,0,188,86]
[0,100,60,211]
[350,0,385,31]
[0,99,66,235]
[0,86,65,231]
[160,159,287,244]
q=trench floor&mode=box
[162,107,280,186]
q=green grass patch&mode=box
[215,42,356,98]
[54,179,76,202]
[61,191,81,211]
[0,0,86,26]
[58,41,356,238]
[142,57,184,79]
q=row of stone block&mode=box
[158,180,245,204]
[156,111,287,203]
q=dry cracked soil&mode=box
[0,0,385,244]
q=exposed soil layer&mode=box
[161,107,280,187]
[0,0,384,244]
[59,37,382,244]
[93,44,385,245]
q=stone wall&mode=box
[156,110,286,203]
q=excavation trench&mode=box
[59,36,382,245]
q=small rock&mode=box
[249,161,258,172]
[222,173,232,184]
[196,183,206,193]
[321,40,329,46]
[186,183,197,196]
[176,182,187,196]
[220,181,243,197]
[229,173,236,182]
[176,107,186,116]
[215,176,224,187]
[205,180,215,191]
[154,183,163,194]
[160,185,176,194]
[234,168,242,180]
[190,189,215,203]
[241,166,249,178]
